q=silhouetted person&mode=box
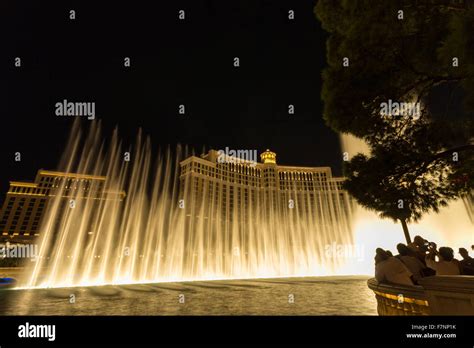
[408,235,429,265]
[375,249,414,286]
[396,243,425,283]
[459,248,474,275]
[426,246,460,275]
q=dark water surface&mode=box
[0,276,377,315]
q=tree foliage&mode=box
[315,0,474,232]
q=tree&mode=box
[315,0,474,243]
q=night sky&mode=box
[0,0,341,198]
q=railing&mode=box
[367,278,430,315]
[368,276,474,315]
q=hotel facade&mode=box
[0,170,124,242]
[1,151,354,242]
[178,149,355,231]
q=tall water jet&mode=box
[22,121,357,288]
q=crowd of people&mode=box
[374,235,474,286]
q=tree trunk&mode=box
[400,218,411,244]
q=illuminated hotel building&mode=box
[0,170,124,241]
[179,149,354,228]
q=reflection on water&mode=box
[0,276,376,315]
